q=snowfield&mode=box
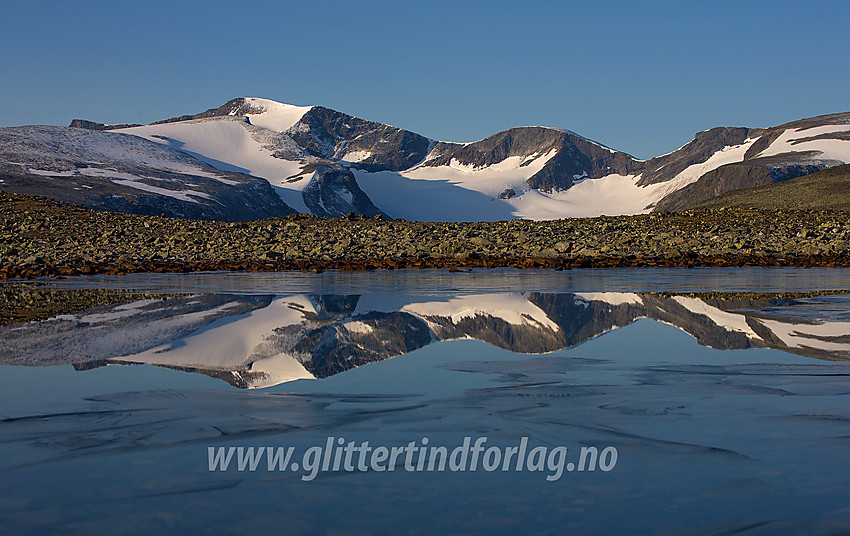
[117,117,311,212]
[115,296,317,388]
[754,124,850,162]
[239,97,313,132]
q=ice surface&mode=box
[3,274,850,533]
[1,318,850,534]
[115,296,317,380]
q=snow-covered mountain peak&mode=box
[239,97,313,133]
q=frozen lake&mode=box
[2,269,850,534]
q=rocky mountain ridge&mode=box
[2,97,848,220]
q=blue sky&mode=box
[1,0,848,159]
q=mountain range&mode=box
[2,97,849,221]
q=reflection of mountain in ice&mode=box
[2,291,850,388]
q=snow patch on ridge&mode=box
[343,321,374,335]
[341,150,373,163]
[27,169,75,177]
[241,97,313,133]
[664,138,759,188]
[109,179,214,203]
[756,125,850,162]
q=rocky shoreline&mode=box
[3,191,850,280]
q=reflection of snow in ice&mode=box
[760,317,850,352]
[116,296,316,384]
[673,296,761,339]
[575,292,643,306]
[402,293,559,331]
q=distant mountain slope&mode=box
[113,98,850,220]
[110,98,651,220]
[691,164,850,211]
[652,113,850,211]
[0,125,295,221]
[7,97,850,221]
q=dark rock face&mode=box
[69,119,106,130]
[499,188,517,199]
[639,127,754,186]
[743,129,782,160]
[653,163,776,212]
[289,107,432,172]
[527,293,642,346]
[424,312,565,354]
[656,157,834,212]
[422,127,643,192]
[527,132,643,192]
[69,119,142,130]
[149,97,264,126]
[301,166,388,218]
[528,293,769,353]
[0,126,295,221]
[309,295,360,317]
[425,127,565,169]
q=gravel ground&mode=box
[3,191,850,279]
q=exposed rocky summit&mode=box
[289,106,433,172]
[67,98,263,131]
[422,127,643,192]
[301,166,388,218]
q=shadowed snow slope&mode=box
[0,125,295,220]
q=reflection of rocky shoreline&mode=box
[2,291,850,388]
[0,287,187,325]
